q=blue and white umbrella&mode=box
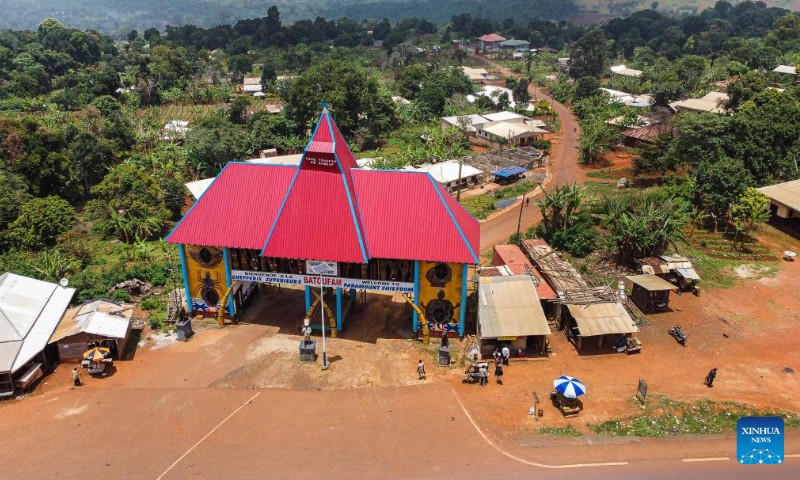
[553,375,586,399]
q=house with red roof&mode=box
[167,107,479,337]
[477,33,506,52]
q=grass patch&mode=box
[460,181,540,220]
[589,397,800,437]
[585,167,634,180]
[538,425,582,437]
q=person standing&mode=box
[417,359,426,380]
[492,346,501,363]
[501,345,510,366]
[494,357,504,384]
[479,364,488,387]
[72,367,81,387]
[705,368,717,387]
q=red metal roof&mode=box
[166,163,295,249]
[492,244,556,299]
[478,33,506,42]
[168,108,480,265]
[352,170,479,264]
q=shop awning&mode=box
[478,276,550,339]
[492,166,528,178]
[567,302,639,337]
[676,268,700,280]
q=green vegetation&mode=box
[461,182,539,220]
[538,425,582,437]
[589,397,800,437]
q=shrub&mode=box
[4,196,76,250]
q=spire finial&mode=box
[321,102,329,112]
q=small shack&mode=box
[50,300,134,361]
[625,274,678,313]
[639,255,700,290]
[478,276,551,356]
[492,166,528,184]
[565,302,639,351]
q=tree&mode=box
[573,76,600,101]
[186,117,253,177]
[229,55,252,83]
[597,193,689,266]
[726,71,769,109]
[285,59,395,140]
[260,60,277,86]
[730,187,770,246]
[512,77,531,106]
[577,120,622,164]
[89,165,170,242]
[569,29,606,79]
[418,84,446,115]
[693,157,752,229]
[229,95,250,124]
[534,183,597,257]
[497,92,512,111]
[127,29,139,42]
[0,172,33,230]
[395,64,428,100]
[4,196,75,250]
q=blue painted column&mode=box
[223,248,235,316]
[350,288,356,301]
[304,285,311,313]
[459,263,468,336]
[178,245,193,315]
[336,288,343,331]
[413,260,420,333]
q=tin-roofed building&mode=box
[0,273,75,397]
[167,108,480,337]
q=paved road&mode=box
[474,55,582,252]
[3,377,797,479]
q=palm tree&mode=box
[34,251,80,282]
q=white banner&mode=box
[230,270,414,293]
[306,260,338,276]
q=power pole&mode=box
[516,193,526,237]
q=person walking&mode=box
[479,364,488,387]
[417,359,426,380]
[72,367,81,387]
[501,345,510,366]
[705,367,717,387]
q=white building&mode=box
[610,64,643,77]
[0,273,75,397]
[415,160,483,191]
[670,91,729,114]
[599,88,654,107]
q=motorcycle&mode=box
[669,326,687,346]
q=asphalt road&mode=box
[3,379,797,479]
[474,55,582,252]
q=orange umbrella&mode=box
[83,347,110,362]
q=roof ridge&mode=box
[425,173,479,264]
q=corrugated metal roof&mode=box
[492,166,528,177]
[492,245,556,299]
[759,179,800,212]
[169,108,481,265]
[51,300,133,342]
[352,170,479,264]
[567,303,639,337]
[626,274,677,292]
[262,168,368,263]
[0,273,75,373]
[415,160,482,184]
[478,33,506,42]
[167,163,296,249]
[478,276,550,338]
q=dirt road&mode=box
[473,55,583,252]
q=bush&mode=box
[126,262,170,287]
[4,196,76,250]
[110,289,132,302]
[140,297,161,311]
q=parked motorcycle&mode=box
[669,326,687,346]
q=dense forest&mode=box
[1,0,579,35]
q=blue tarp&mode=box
[492,166,528,178]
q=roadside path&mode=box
[471,55,582,252]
